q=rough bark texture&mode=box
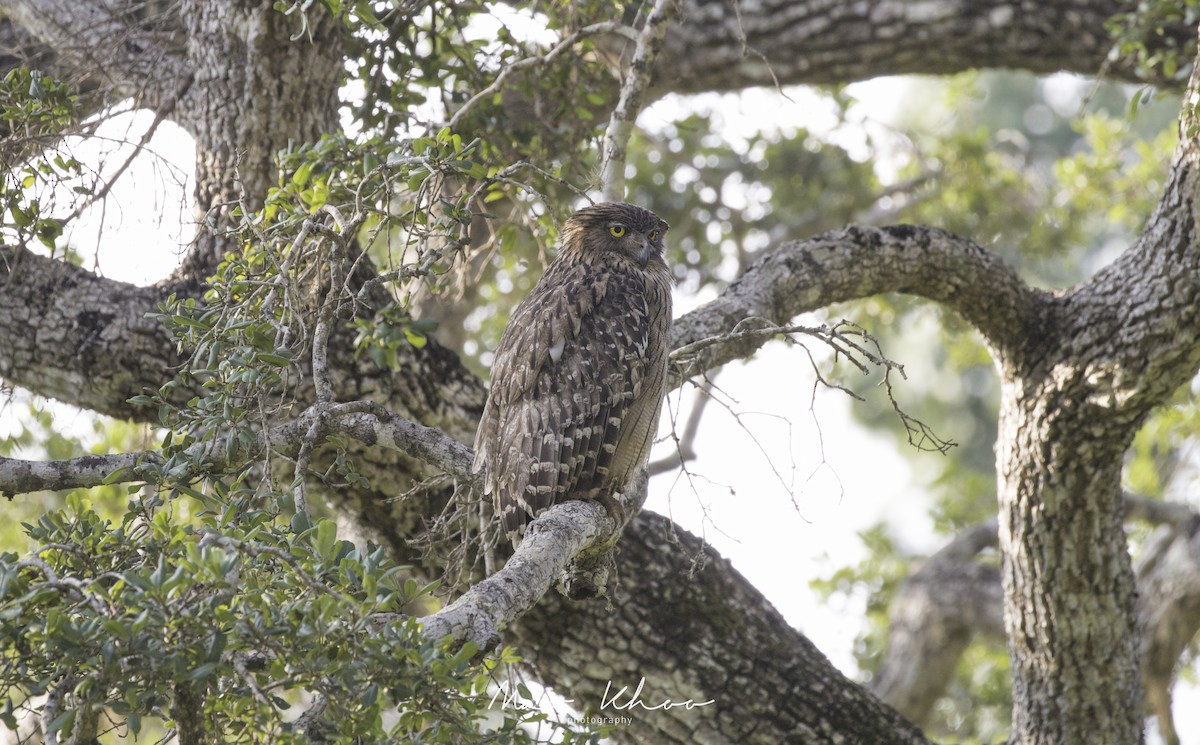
[993,96,1200,742]
[871,501,1200,741]
[0,246,187,418]
[654,0,1192,94]
[3,2,1200,744]
[512,512,932,745]
[175,0,344,272]
[996,371,1144,744]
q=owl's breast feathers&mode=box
[474,226,673,539]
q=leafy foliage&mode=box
[1106,0,1200,83]
[0,69,77,253]
[1,5,640,741]
[0,493,586,743]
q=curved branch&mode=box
[511,510,934,745]
[668,224,1046,388]
[0,0,187,121]
[4,225,1038,497]
[1055,97,1200,419]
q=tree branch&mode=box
[419,498,621,650]
[511,510,935,745]
[1135,511,1200,745]
[0,400,478,497]
[870,520,1004,724]
[599,0,679,201]
[1052,90,1200,420]
[0,243,192,420]
[4,224,1035,500]
[447,21,639,131]
[653,0,1192,94]
[668,224,1046,389]
[0,0,188,124]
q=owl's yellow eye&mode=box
[649,230,659,241]
[609,225,626,238]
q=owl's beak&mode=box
[636,238,652,268]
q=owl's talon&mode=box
[596,493,626,526]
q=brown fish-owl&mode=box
[473,202,674,541]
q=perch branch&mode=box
[418,498,621,649]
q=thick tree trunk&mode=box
[175,0,343,273]
[992,67,1200,741]
[997,374,1142,744]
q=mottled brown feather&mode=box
[473,202,674,540]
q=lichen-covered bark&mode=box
[1,1,1193,139]
[668,224,1046,385]
[0,246,185,418]
[993,81,1200,742]
[997,382,1143,744]
[0,0,188,155]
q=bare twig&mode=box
[670,317,956,455]
[647,374,714,476]
[62,73,195,225]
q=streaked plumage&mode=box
[473,202,673,540]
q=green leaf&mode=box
[187,662,218,681]
[290,510,311,534]
[292,160,315,187]
[9,204,31,228]
[314,519,337,558]
[403,328,427,349]
[46,709,74,735]
[206,630,228,662]
[101,466,130,485]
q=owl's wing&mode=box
[474,263,653,536]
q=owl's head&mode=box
[560,202,669,269]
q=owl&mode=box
[473,202,673,541]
